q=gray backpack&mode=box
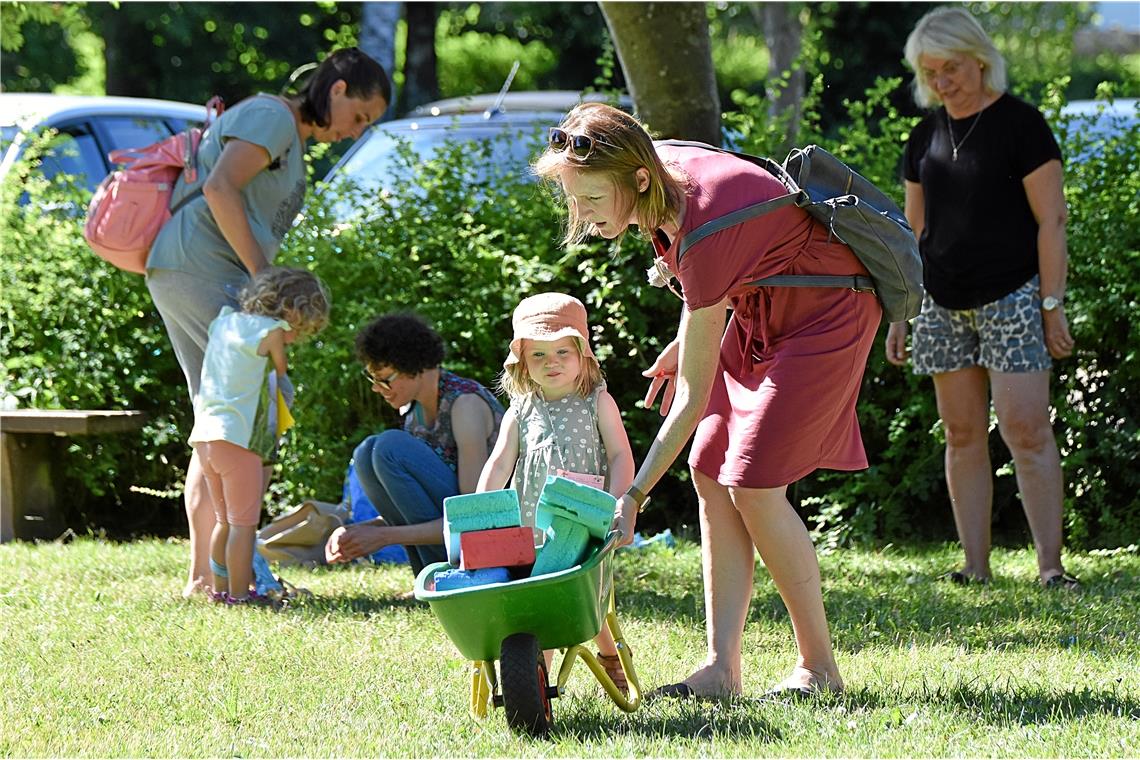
[662,140,924,323]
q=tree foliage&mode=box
[2,3,362,106]
[439,1,621,92]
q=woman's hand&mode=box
[324,523,387,564]
[885,321,910,366]
[1043,307,1074,359]
[610,494,639,548]
[642,338,680,416]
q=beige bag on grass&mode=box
[257,500,349,566]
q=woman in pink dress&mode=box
[534,103,881,699]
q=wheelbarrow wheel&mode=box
[500,633,553,737]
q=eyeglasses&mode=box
[362,368,400,390]
[548,127,617,159]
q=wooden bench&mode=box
[0,410,147,542]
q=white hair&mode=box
[904,6,1008,109]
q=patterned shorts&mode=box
[912,276,1052,375]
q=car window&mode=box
[322,121,547,224]
[36,122,106,191]
[1,125,19,155]
[100,115,176,153]
[335,121,546,191]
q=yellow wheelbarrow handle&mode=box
[555,597,642,712]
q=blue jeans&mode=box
[352,430,453,577]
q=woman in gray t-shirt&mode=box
[146,47,391,599]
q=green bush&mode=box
[0,142,190,532]
[1045,85,1140,546]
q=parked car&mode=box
[0,93,206,193]
[320,91,632,221]
[409,90,634,118]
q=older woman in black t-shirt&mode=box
[886,7,1077,589]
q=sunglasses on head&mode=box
[548,127,617,159]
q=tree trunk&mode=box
[599,2,720,145]
[759,2,805,152]
[359,1,402,120]
[98,7,157,97]
[402,2,439,115]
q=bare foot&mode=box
[181,577,208,600]
[674,663,743,699]
[770,664,844,695]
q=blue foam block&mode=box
[443,489,522,564]
[530,516,590,577]
[535,476,616,540]
[433,566,512,591]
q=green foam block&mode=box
[530,515,590,577]
[443,489,521,565]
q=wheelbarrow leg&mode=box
[469,660,495,720]
[600,607,642,711]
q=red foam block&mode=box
[459,526,536,570]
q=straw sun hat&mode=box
[504,292,595,367]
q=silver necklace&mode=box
[947,108,983,162]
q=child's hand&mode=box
[278,373,295,407]
[610,495,638,547]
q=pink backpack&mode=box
[84,97,224,274]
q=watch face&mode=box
[1042,296,1061,311]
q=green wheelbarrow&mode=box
[413,531,641,737]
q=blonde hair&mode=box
[498,337,604,402]
[239,266,331,339]
[532,102,687,246]
[904,6,1007,109]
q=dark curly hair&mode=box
[354,312,445,374]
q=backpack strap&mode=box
[749,274,875,292]
[677,193,800,266]
[183,96,225,183]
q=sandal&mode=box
[225,590,276,608]
[1042,572,1080,590]
[596,652,629,697]
[647,682,696,700]
[940,570,990,586]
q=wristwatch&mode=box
[1041,295,1064,311]
[623,485,651,512]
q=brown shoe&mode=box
[597,652,629,696]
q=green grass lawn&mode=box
[1,537,1136,757]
